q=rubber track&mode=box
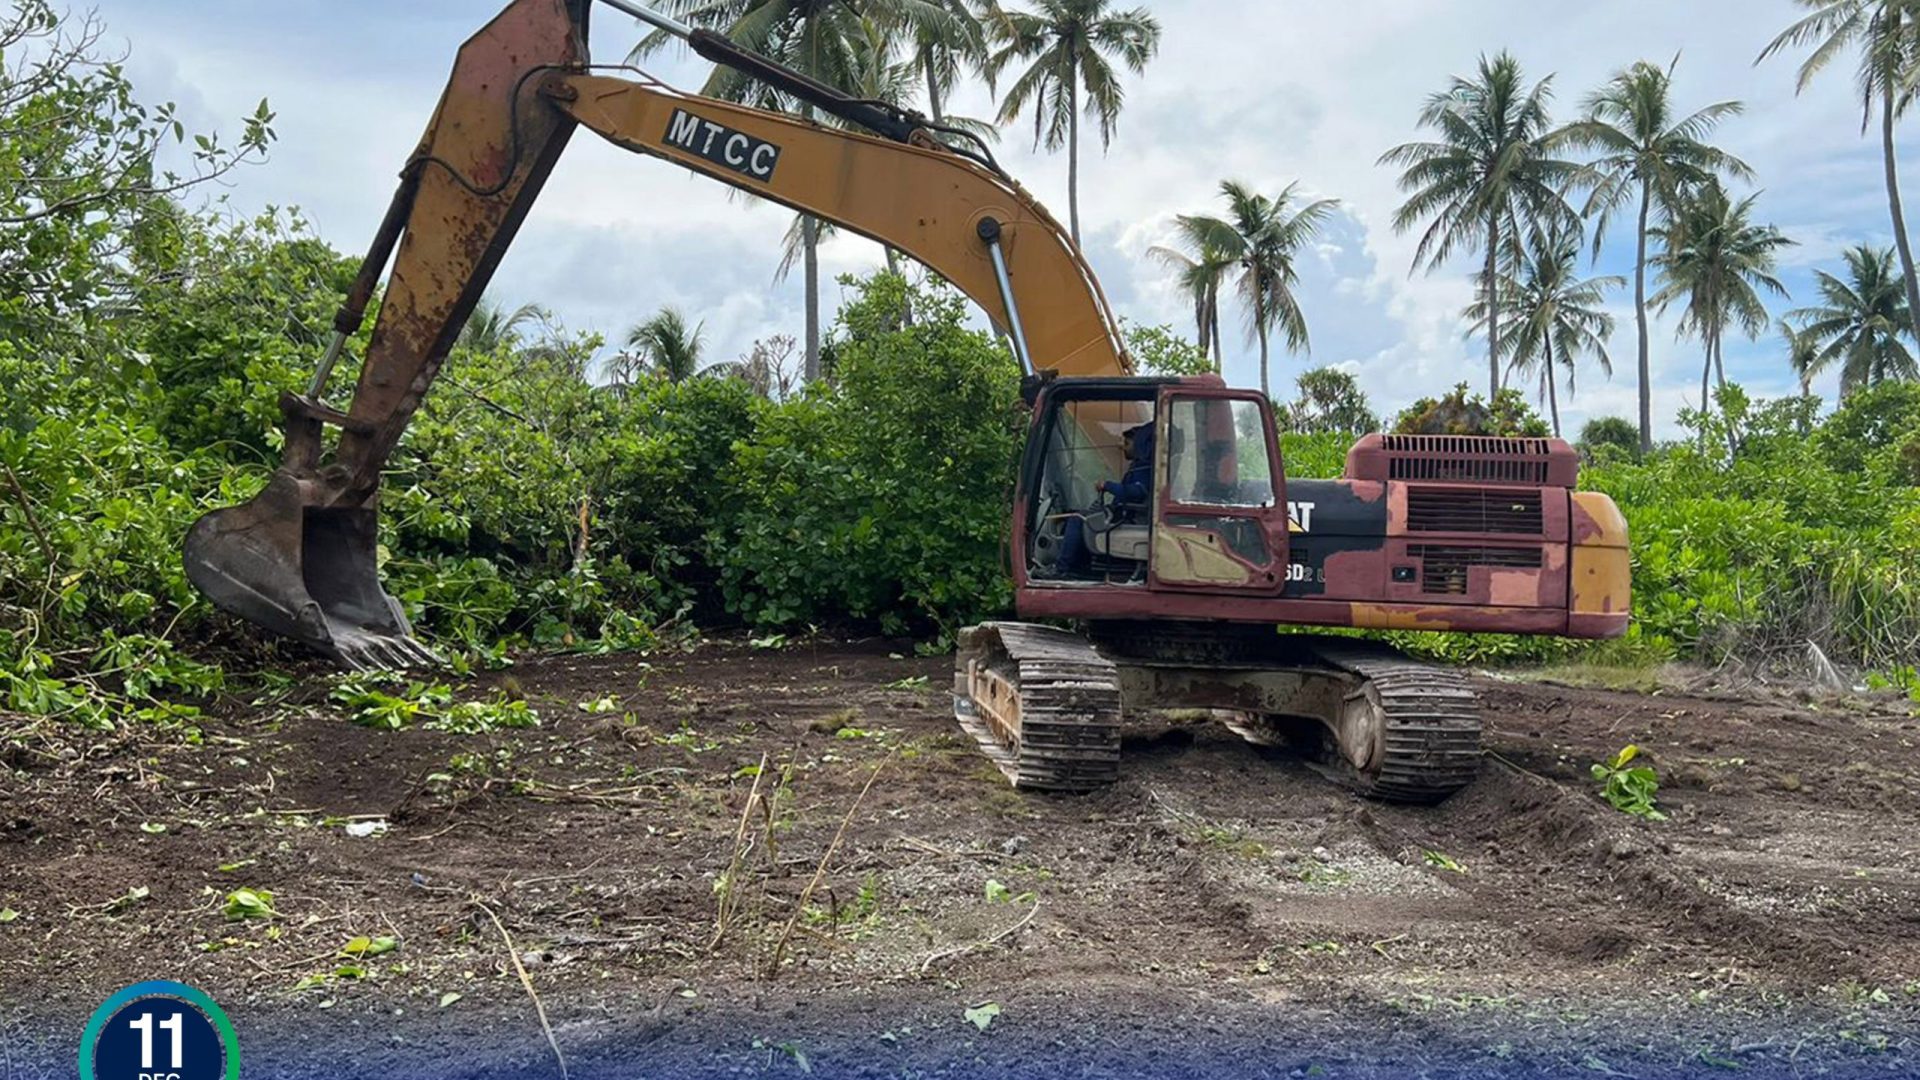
[1307,642,1483,803]
[954,623,1122,793]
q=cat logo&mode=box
[1287,501,1316,533]
[664,109,782,183]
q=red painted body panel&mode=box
[1010,378,1629,642]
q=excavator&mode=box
[183,0,1632,804]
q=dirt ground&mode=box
[3,638,1919,1078]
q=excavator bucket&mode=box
[185,473,440,669]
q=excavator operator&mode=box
[1099,423,1155,512]
[1059,423,1155,576]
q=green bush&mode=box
[1577,416,1640,461]
[1393,383,1550,437]
[718,273,1024,638]
[1280,432,1353,479]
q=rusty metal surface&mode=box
[1014,414,1631,642]
[954,623,1121,793]
[1113,664,1333,718]
[1345,434,1580,487]
[960,622,1482,799]
[184,0,588,668]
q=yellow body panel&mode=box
[1152,528,1254,586]
[1570,491,1632,618]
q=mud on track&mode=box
[3,639,1918,1078]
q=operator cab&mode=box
[1018,376,1293,595]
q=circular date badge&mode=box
[80,982,240,1080]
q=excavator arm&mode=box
[183,0,1127,667]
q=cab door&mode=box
[1148,388,1291,595]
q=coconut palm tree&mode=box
[1782,318,1825,396]
[1381,52,1580,399]
[1786,244,1918,396]
[629,0,879,383]
[1648,181,1794,428]
[1166,180,1338,397]
[1760,0,1920,345]
[983,0,1162,246]
[1560,58,1751,454]
[1468,225,1622,437]
[613,307,708,384]
[459,297,552,355]
[891,0,987,123]
[1146,229,1235,369]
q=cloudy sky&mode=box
[103,0,1915,436]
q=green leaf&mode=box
[0,908,18,923]
[222,887,276,921]
[963,1002,1001,1032]
[341,935,397,958]
[439,991,463,1008]
[983,879,1012,904]
[139,822,167,834]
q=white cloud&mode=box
[99,0,1918,436]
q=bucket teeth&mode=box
[184,471,443,671]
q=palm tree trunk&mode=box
[1256,298,1272,398]
[803,214,821,383]
[1485,215,1501,398]
[1717,331,1739,456]
[1068,68,1082,247]
[1881,84,1920,345]
[923,50,945,124]
[1210,307,1224,372]
[882,246,914,327]
[1699,342,1712,451]
[1634,179,1654,456]
[1545,336,1561,437]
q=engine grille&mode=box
[1409,544,1543,596]
[1406,487,1544,535]
[1380,435,1555,483]
[1345,434,1577,486]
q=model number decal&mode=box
[1285,562,1324,583]
[664,109,782,182]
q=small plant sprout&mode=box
[1591,745,1667,820]
[1423,849,1467,874]
[222,888,277,921]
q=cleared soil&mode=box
[3,638,1919,1078]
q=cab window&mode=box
[1166,397,1274,508]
